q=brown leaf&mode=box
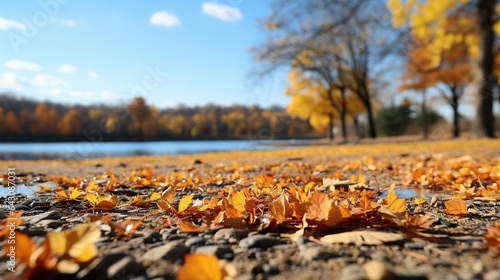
[443,199,468,216]
[483,222,500,248]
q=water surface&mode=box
[0,139,310,160]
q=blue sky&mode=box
[0,0,289,108]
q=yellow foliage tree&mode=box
[387,0,498,137]
[285,68,363,137]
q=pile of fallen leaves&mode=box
[1,157,500,279]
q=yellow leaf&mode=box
[177,254,222,280]
[414,197,427,205]
[55,190,69,199]
[384,189,407,213]
[150,192,161,201]
[85,180,98,193]
[66,223,101,262]
[231,191,246,212]
[179,194,194,213]
[70,188,82,199]
[47,231,66,255]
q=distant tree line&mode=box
[0,94,322,142]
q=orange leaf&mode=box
[231,191,246,212]
[221,197,242,218]
[269,193,292,223]
[177,254,222,280]
[483,223,500,248]
[0,211,24,238]
[85,193,118,211]
[322,205,343,227]
[405,213,434,232]
[108,215,147,237]
[161,186,176,204]
[359,191,378,211]
[179,220,207,233]
[306,191,332,221]
[443,199,468,216]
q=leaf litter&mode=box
[1,149,500,279]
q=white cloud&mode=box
[150,11,181,28]
[4,60,40,71]
[202,2,243,22]
[88,71,98,78]
[34,74,68,88]
[0,17,25,30]
[0,73,30,91]
[51,18,76,26]
[48,87,65,95]
[100,90,119,100]
[58,64,77,73]
[0,72,68,92]
[69,90,96,98]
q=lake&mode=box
[0,139,311,160]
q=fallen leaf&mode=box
[269,193,292,223]
[179,220,207,233]
[108,215,148,238]
[306,191,332,221]
[85,193,118,211]
[47,222,101,263]
[177,254,222,280]
[384,189,407,213]
[150,192,161,201]
[483,222,500,248]
[413,197,427,205]
[282,214,308,241]
[161,186,176,204]
[321,229,404,245]
[179,194,194,213]
[0,211,23,238]
[231,190,246,212]
[443,199,468,216]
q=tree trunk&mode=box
[340,88,347,140]
[327,114,334,140]
[364,97,376,139]
[422,90,428,140]
[451,86,460,138]
[473,0,495,138]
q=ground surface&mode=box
[1,138,500,280]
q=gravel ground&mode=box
[1,145,499,280]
